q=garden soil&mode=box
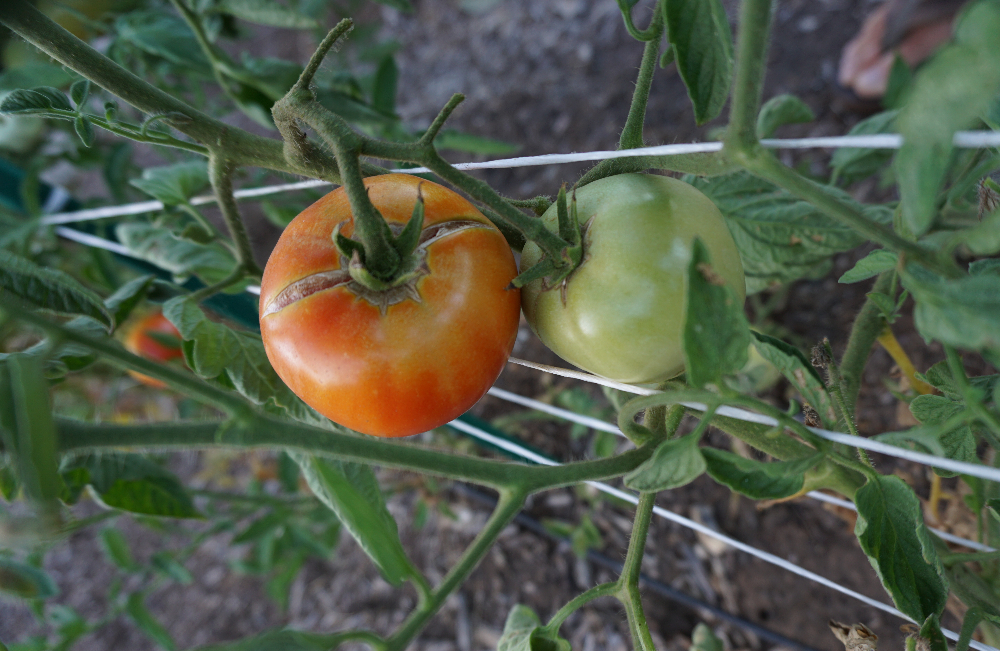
[2,1,986,650]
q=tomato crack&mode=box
[262,219,492,317]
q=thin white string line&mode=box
[446,417,998,651]
[486,383,997,553]
[36,130,1000,226]
[506,358,1000,484]
[40,226,1000,485]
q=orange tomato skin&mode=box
[259,174,520,437]
[123,311,184,389]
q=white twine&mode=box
[37,130,1000,226]
[485,380,997,553]
[446,417,999,651]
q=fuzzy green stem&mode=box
[543,582,618,634]
[616,492,657,651]
[208,153,262,276]
[169,0,242,107]
[840,273,894,413]
[0,0,343,182]
[384,490,526,651]
[618,6,663,150]
[724,0,773,155]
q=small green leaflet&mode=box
[664,0,734,125]
[854,475,948,622]
[702,449,822,500]
[114,12,211,75]
[907,394,977,477]
[129,161,209,206]
[894,0,1000,236]
[683,238,752,388]
[830,110,897,184]
[104,275,157,327]
[691,623,724,651]
[838,250,898,284]
[624,432,706,492]
[117,223,235,286]
[497,604,571,651]
[60,453,201,519]
[902,264,1000,357]
[0,250,113,330]
[0,86,73,115]
[126,592,177,651]
[100,527,136,570]
[0,558,58,600]
[756,94,815,139]
[293,454,415,586]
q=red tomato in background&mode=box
[123,311,184,389]
[259,174,520,437]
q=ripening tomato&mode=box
[123,310,184,388]
[259,174,520,437]
[520,173,745,384]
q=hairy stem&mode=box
[384,490,526,651]
[0,0,343,182]
[544,582,618,634]
[208,153,263,276]
[617,492,657,651]
[724,0,773,155]
[840,272,894,414]
[618,6,663,150]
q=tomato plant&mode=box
[122,310,184,388]
[259,173,520,437]
[520,174,745,384]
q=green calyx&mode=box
[332,194,427,293]
[510,185,585,290]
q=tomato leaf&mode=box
[104,275,158,327]
[901,264,1000,358]
[0,558,58,600]
[683,238,751,387]
[0,249,114,330]
[685,173,882,292]
[854,474,948,622]
[497,604,571,651]
[126,592,177,651]
[162,298,320,422]
[894,0,1000,237]
[829,110,898,184]
[211,0,318,29]
[149,552,193,584]
[691,623,725,651]
[664,0,734,125]
[751,332,837,427]
[73,115,95,148]
[623,431,706,491]
[114,12,212,76]
[292,454,415,586]
[918,614,949,651]
[907,394,978,477]
[129,161,209,207]
[702,449,821,500]
[371,55,398,116]
[0,316,106,379]
[0,86,73,115]
[117,223,236,286]
[432,129,519,155]
[100,527,136,570]
[756,94,814,139]
[60,453,201,518]
[838,250,899,284]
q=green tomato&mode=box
[520,173,745,384]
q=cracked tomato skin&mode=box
[520,174,745,385]
[259,174,520,437]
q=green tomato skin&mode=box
[520,174,745,384]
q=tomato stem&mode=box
[724,0,772,157]
[616,492,658,651]
[618,4,663,150]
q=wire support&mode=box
[485,381,997,553]
[446,417,999,651]
[504,359,1000,485]
[37,130,1000,226]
